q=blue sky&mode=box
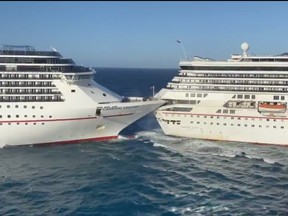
[0,1,287,68]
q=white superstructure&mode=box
[155,42,288,145]
[0,45,164,147]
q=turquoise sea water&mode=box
[0,68,288,215]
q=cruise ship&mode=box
[155,42,288,146]
[0,45,164,147]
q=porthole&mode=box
[7,105,10,108]
[40,106,43,109]
[25,123,28,125]
[103,93,107,97]
[0,115,2,118]
[41,115,44,118]
[49,115,52,118]
[16,115,19,118]
[33,123,36,125]
[33,115,36,118]
[15,105,19,108]
[32,106,35,109]
[42,123,45,125]
[7,115,11,118]
[24,105,27,109]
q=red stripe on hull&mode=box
[161,112,288,120]
[30,136,118,147]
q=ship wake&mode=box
[135,129,287,166]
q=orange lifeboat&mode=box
[258,102,287,113]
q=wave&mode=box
[135,129,287,166]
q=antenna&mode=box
[150,86,155,97]
[177,40,188,60]
[50,46,58,52]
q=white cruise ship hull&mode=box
[1,99,163,147]
[155,108,288,146]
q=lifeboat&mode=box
[258,102,287,113]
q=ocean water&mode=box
[1,68,288,216]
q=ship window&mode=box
[185,93,189,97]
[259,125,262,128]
[238,124,241,126]
[0,115,1,118]
[252,95,255,99]
[217,123,220,125]
[230,110,235,114]
[7,115,11,118]
[16,115,19,118]
[231,123,234,126]
[24,105,27,109]
[244,95,250,99]
[281,126,284,129]
[25,123,28,125]
[251,125,255,127]
[90,91,95,94]
[32,106,35,109]
[223,110,228,114]
[49,115,52,118]
[197,93,202,97]
[232,95,236,99]
[273,96,279,100]
[15,105,19,108]
[273,126,276,128]
[237,95,243,99]
[210,122,213,125]
[281,96,285,100]
[103,93,107,97]
[190,93,195,97]
[71,89,76,93]
[33,115,36,118]
[40,106,43,109]
[7,105,10,108]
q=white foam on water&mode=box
[136,128,288,165]
[170,207,177,212]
